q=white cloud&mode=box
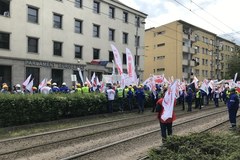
[119,0,240,44]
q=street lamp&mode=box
[135,17,145,81]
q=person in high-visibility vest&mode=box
[195,88,202,109]
[82,82,90,93]
[116,85,124,112]
[75,83,82,94]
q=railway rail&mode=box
[0,105,229,160]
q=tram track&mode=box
[0,105,228,159]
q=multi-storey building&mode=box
[144,20,237,82]
[0,0,147,88]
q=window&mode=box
[0,32,10,49]
[75,19,82,33]
[202,47,205,54]
[53,41,62,56]
[93,48,100,59]
[123,11,128,23]
[93,1,100,13]
[157,43,165,47]
[135,55,139,66]
[0,0,10,16]
[75,45,82,59]
[109,28,115,41]
[122,53,126,64]
[0,65,11,88]
[109,51,114,62]
[202,59,204,65]
[195,46,199,53]
[75,0,82,8]
[53,13,62,29]
[28,37,38,53]
[135,16,140,27]
[28,6,38,23]
[195,34,199,41]
[109,6,115,19]
[122,32,128,44]
[52,69,63,87]
[26,67,39,87]
[157,68,165,72]
[157,31,165,35]
[93,24,100,37]
[135,35,140,47]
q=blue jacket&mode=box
[227,93,239,110]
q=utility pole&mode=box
[135,16,145,81]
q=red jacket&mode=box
[156,98,176,123]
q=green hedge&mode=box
[0,93,152,127]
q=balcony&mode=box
[182,72,188,79]
[190,60,195,67]
[183,46,195,54]
[182,59,188,66]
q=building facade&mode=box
[144,20,237,82]
[0,0,147,88]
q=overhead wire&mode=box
[173,0,236,42]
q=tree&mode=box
[226,46,240,80]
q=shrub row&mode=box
[0,93,152,127]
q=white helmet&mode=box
[52,83,57,86]
[16,84,21,88]
[62,82,66,86]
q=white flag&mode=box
[161,81,177,121]
[200,79,209,95]
[77,68,84,85]
[112,60,115,75]
[111,44,123,75]
[23,74,32,86]
[38,78,47,90]
[126,48,136,80]
[234,73,238,82]
[91,72,96,87]
[26,79,34,93]
[86,77,92,87]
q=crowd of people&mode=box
[1,81,239,143]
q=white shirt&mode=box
[41,86,52,94]
[107,89,115,100]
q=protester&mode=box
[156,88,176,143]
[60,82,70,93]
[13,84,24,94]
[1,84,10,94]
[40,82,52,94]
[185,87,193,112]
[106,85,115,113]
[127,86,134,111]
[195,88,202,109]
[227,88,239,129]
[52,83,60,93]
[135,85,145,113]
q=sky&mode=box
[118,0,240,44]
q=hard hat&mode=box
[2,85,8,89]
[52,83,57,86]
[47,82,51,85]
[76,83,81,87]
[2,83,7,86]
[16,84,21,88]
[32,86,37,90]
[62,82,66,85]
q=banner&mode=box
[126,48,137,82]
[162,81,177,121]
[26,79,34,93]
[111,44,123,75]
[23,74,32,87]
